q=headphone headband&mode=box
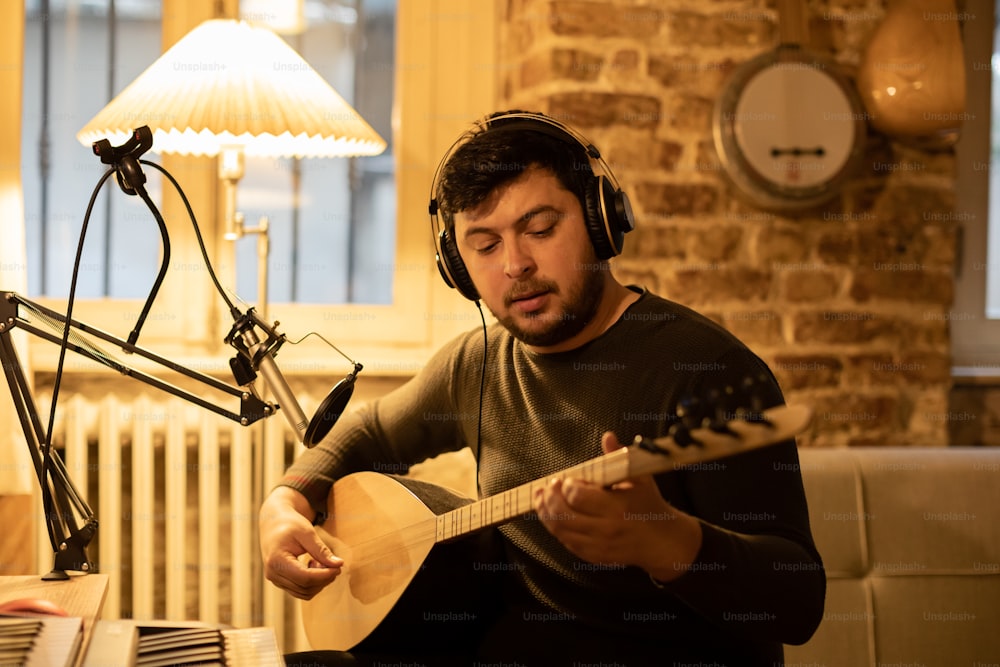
[428,112,623,218]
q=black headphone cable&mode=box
[474,299,487,494]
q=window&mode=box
[18,0,499,371]
[22,0,396,306]
[985,2,1000,317]
[234,0,396,305]
[21,0,163,299]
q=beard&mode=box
[491,264,606,348]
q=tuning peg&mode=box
[676,395,708,429]
[634,420,702,456]
[732,374,772,425]
[667,421,701,448]
[704,386,739,436]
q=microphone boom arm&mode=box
[0,290,278,579]
[4,124,363,582]
[2,292,275,425]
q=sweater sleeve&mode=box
[659,347,826,646]
[277,329,482,515]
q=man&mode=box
[259,111,825,666]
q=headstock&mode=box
[634,375,807,466]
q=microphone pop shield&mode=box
[302,365,361,448]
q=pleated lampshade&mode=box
[77,19,386,159]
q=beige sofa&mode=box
[786,447,1000,666]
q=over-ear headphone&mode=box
[428,111,636,301]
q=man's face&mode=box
[453,166,606,352]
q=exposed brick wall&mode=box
[498,0,960,446]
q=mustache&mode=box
[503,279,559,307]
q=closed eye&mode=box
[474,241,499,255]
[523,207,562,238]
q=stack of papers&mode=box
[0,615,83,667]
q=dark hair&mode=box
[435,111,594,227]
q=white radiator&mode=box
[37,390,314,653]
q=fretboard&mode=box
[434,447,632,542]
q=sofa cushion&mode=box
[783,578,874,666]
[870,575,1000,667]
[858,448,1000,573]
[797,449,868,577]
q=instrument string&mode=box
[325,518,438,570]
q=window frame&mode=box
[952,0,999,373]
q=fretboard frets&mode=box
[434,449,633,543]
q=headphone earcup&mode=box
[583,175,624,260]
[436,228,480,301]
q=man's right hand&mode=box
[259,486,343,600]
